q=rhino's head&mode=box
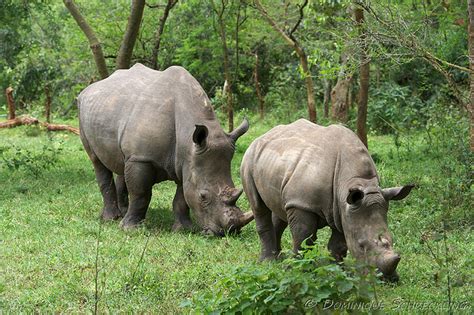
[183,118,254,236]
[341,184,414,282]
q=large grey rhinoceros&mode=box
[78,63,253,235]
[241,119,414,281]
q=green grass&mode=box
[0,114,472,313]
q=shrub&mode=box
[0,136,63,178]
[368,82,428,134]
[181,246,380,314]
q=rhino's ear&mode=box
[193,125,208,147]
[347,188,364,205]
[382,184,415,201]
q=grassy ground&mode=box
[0,115,472,313]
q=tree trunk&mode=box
[254,52,265,120]
[63,0,109,79]
[323,79,332,118]
[211,0,234,131]
[331,52,352,123]
[116,0,146,69]
[45,85,51,123]
[254,0,316,123]
[150,0,177,70]
[5,87,15,120]
[355,7,369,148]
[348,81,354,109]
[469,0,474,151]
[298,48,317,122]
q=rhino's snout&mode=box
[378,252,401,275]
[221,209,254,235]
[377,252,401,282]
[357,237,401,281]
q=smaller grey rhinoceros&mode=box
[78,63,253,235]
[241,119,414,281]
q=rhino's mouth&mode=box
[202,225,241,237]
[379,271,400,283]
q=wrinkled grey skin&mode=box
[241,119,414,281]
[78,63,253,235]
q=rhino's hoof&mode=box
[120,216,144,230]
[101,207,123,221]
[172,221,193,232]
[259,252,279,261]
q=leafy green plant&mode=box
[0,137,63,178]
[368,82,428,134]
[181,246,380,314]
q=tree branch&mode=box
[116,0,146,69]
[289,0,308,39]
[151,0,178,69]
[254,0,295,47]
[63,0,109,79]
[146,2,166,9]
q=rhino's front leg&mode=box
[172,185,193,232]
[287,208,319,253]
[120,162,155,229]
[272,213,288,254]
[115,174,129,216]
[327,228,347,262]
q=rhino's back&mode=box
[244,119,375,221]
[78,64,210,175]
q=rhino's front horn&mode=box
[224,188,243,205]
[228,118,249,142]
[238,211,254,228]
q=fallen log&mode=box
[0,115,79,135]
[42,122,80,135]
[0,116,39,128]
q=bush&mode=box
[181,247,380,314]
[368,82,429,134]
[0,135,63,178]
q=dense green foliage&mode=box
[183,246,380,313]
[1,1,468,133]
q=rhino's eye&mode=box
[199,191,211,207]
[199,190,209,200]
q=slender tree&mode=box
[210,0,234,131]
[116,0,146,69]
[323,79,332,118]
[469,0,474,151]
[63,0,109,79]
[355,6,369,148]
[150,0,178,70]
[254,0,317,123]
[254,51,265,119]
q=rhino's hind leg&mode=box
[116,175,129,216]
[327,228,347,262]
[172,185,193,232]
[120,162,155,229]
[272,213,288,255]
[287,208,319,254]
[91,157,122,221]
